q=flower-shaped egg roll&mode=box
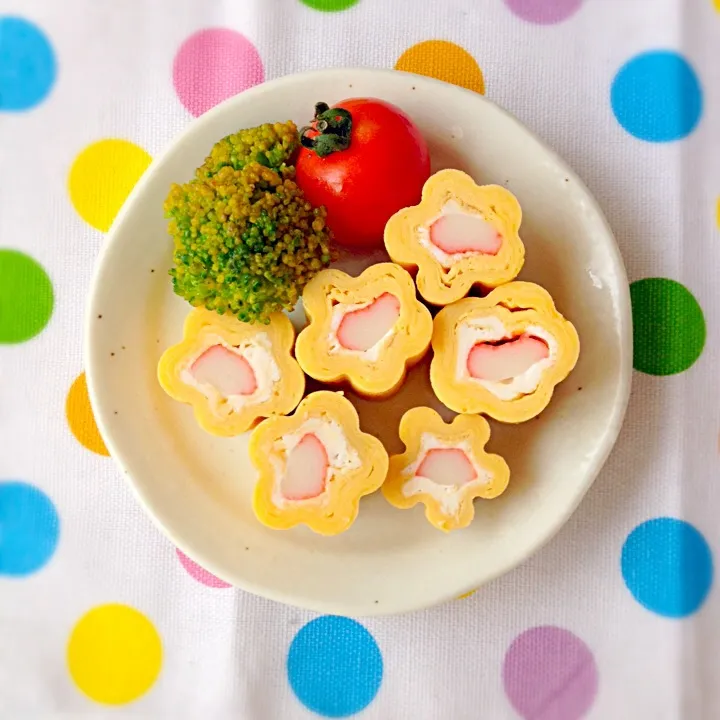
[295,263,433,398]
[382,407,510,532]
[158,307,305,436]
[430,281,579,422]
[250,391,388,535]
[384,168,525,306]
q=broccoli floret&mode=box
[196,121,299,178]
[165,161,333,325]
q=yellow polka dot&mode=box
[395,40,485,95]
[714,0,720,12]
[69,139,151,232]
[67,604,162,705]
[458,590,476,600]
[66,372,109,456]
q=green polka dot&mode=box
[0,249,54,343]
[300,0,359,10]
[630,278,705,375]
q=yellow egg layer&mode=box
[430,281,579,422]
[157,307,305,436]
[296,263,433,398]
[384,169,526,306]
[250,391,389,536]
[382,407,510,532]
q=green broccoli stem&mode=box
[299,102,352,158]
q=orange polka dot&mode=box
[66,372,109,456]
[458,590,476,600]
[395,40,485,95]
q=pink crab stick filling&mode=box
[191,345,258,396]
[416,448,477,486]
[336,293,401,351]
[281,433,329,501]
[429,213,503,256]
[467,335,549,382]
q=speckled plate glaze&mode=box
[85,68,632,616]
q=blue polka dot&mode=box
[621,517,713,618]
[611,50,703,142]
[287,616,383,718]
[0,16,57,112]
[0,481,60,576]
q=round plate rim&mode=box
[85,66,633,615]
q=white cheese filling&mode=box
[327,299,397,362]
[455,316,557,401]
[416,199,492,269]
[401,433,493,516]
[179,332,281,415]
[270,416,362,507]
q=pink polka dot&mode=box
[504,0,582,24]
[176,549,232,588]
[173,28,264,117]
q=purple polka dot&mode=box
[173,28,264,117]
[504,0,582,24]
[502,626,598,720]
[176,549,231,588]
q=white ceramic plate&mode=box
[85,68,632,616]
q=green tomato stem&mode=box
[299,102,353,158]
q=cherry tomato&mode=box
[295,98,431,250]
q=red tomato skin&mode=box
[295,98,431,250]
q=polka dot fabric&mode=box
[0,249,54,343]
[0,16,57,111]
[1,2,719,717]
[65,373,110,456]
[67,604,163,704]
[0,482,60,576]
[395,40,485,94]
[504,0,582,24]
[503,626,598,720]
[68,139,152,232]
[611,51,703,143]
[287,616,383,716]
[172,29,264,117]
